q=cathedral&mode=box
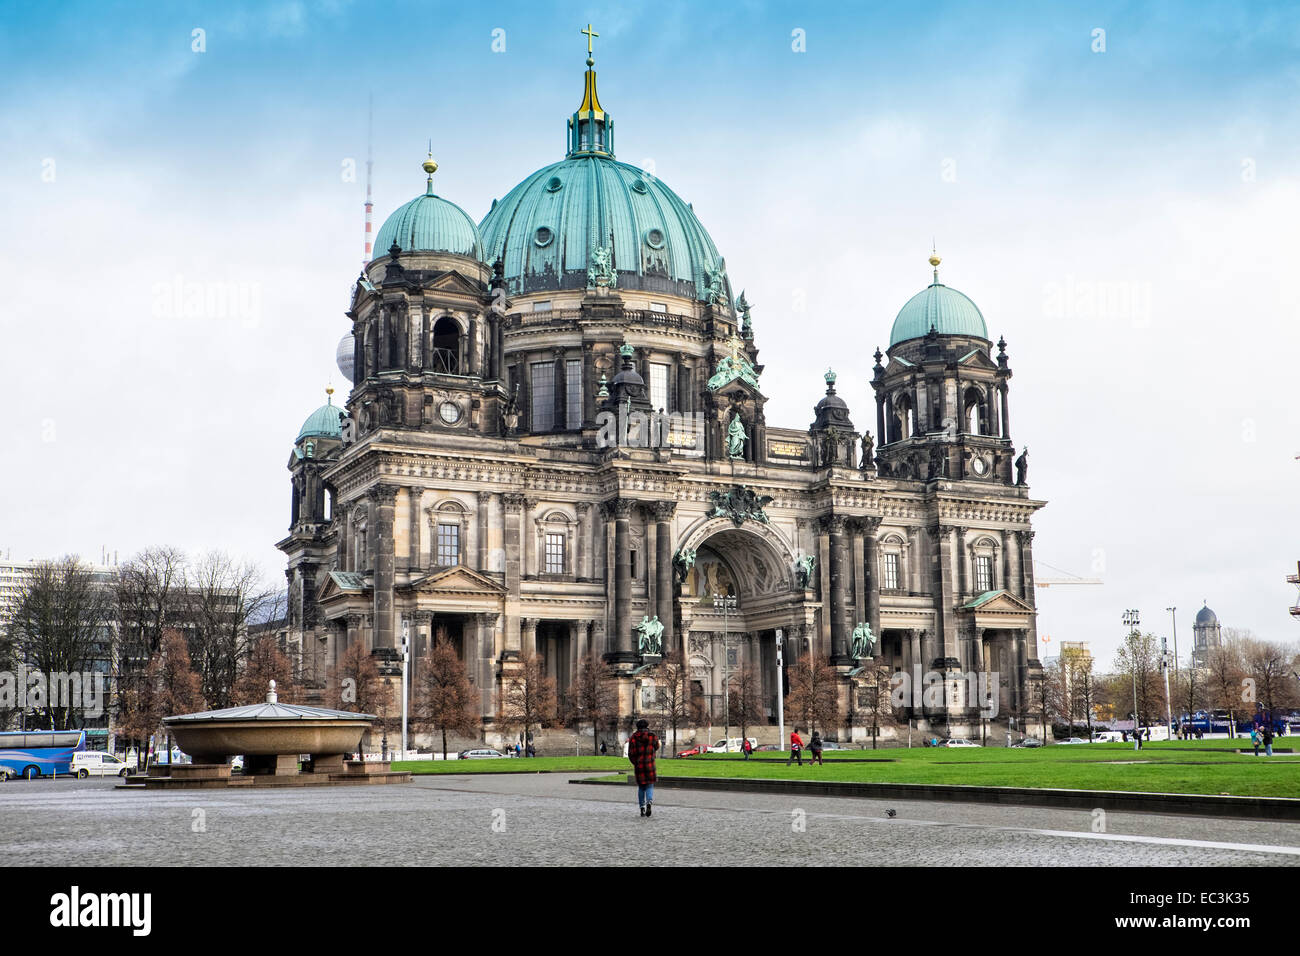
[277,37,1047,743]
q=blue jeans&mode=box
[637,783,654,806]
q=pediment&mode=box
[958,348,998,370]
[319,570,370,604]
[427,270,483,297]
[406,565,506,595]
[963,589,1035,615]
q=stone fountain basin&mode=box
[166,719,372,761]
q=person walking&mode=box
[1263,725,1274,757]
[627,719,659,817]
[742,738,753,760]
[787,728,804,766]
[599,740,607,756]
[809,731,824,766]
[1250,727,1260,756]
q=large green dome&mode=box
[479,156,726,300]
[889,273,988,347]
[374,171,484,261]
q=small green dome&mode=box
[374,184,484,261]
[889,280,988,347]
[296,402,345,443]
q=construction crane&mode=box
[1034,561,1103,589]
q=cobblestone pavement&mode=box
[3,775,1299,866]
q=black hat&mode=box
[636,719,649,730]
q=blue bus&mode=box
[0,730,87,779]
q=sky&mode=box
[1,0,1298,667]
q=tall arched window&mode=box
[963,386,984,435]
[432,316,461,374]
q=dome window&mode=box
[644,228,665,250]
[631,179,649,194]
[534,226,555,247]
[545,176,563,192]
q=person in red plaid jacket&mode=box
[627,719,659,817]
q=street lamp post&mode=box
[400,619,409,761]
[775,629,785,751]
[1123,609,1141,751]
[1161,636,1173,739]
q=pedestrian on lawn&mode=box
[787,728,804,766]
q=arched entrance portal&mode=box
[676,522,809,728]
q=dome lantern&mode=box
[568,23,614,158]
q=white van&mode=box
[706,737,759,753]
[70,752,130,778]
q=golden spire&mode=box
[422,143,438,194]
[929,243,941,283]
[325,384,335,405]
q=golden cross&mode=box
[582,23,599,55]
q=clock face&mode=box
[970,456,988,476]
[438,401,461,425]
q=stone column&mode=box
[1003,528,1022,598]
[371,483,398,650]
[406,487,422,573]
[477,491,492,571]
[954,526,968,601]
[933,524,957,666]
[824,514,851,663]
[609,498,635,661]
[1000,383,1011,440]
[552,347,566,431]
[1017,530,1039,661]
[876,393,886,450]
[502,494,525,655]
[522,496,537,578]
[521,618,538,659]
[851,520,866,627]
[863,518,882,643]
[653,500,675,653]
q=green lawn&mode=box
[593,741,1300,798]
[393,756,631,775]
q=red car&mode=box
[675,746,702,757]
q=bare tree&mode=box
[566,652,617,755]
[857,662,897,749]
[726,664,764,744]
[232,636,301,705]
[785,656,839,736]
[144,629,204,767]
[1238,632,1299,716]
[655,650,698,754]
[499,654,557,753]
[183,551,280,709]
[325,641,385,715]
[1112,631,1164,732]
[7,557,116,730]
[416,631,479,759]
[1204,637,1245,735]
[114,547,187,746]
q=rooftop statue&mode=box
[850,622,876,659]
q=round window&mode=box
[644,228,665,249]
[534,226,554,247]
[439,401,462,425]
[545,176,563,192]
[631,179,649,194]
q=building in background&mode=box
[1191,603,1222,667]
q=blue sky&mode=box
[2,0,1298,665]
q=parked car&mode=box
[1092,731,1123,743]
[942,738,980,747]
[755,744,781,751]
[70,752,130,778]
[675,746,703,757]
[0,766,16,781]
[458,749,507,759]
[1057,737,1091,745]
[1011,737,1043,748]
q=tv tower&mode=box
[362,92,374,270]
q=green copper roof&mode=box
[963,590,1004,609]
[889,280,988,347]
[374,186,484,260]
[479,155,727,300]
[296,403,345,443]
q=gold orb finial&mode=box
[422,155,438,176]
[929,252,941,268]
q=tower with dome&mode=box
[276,32,1046,745]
